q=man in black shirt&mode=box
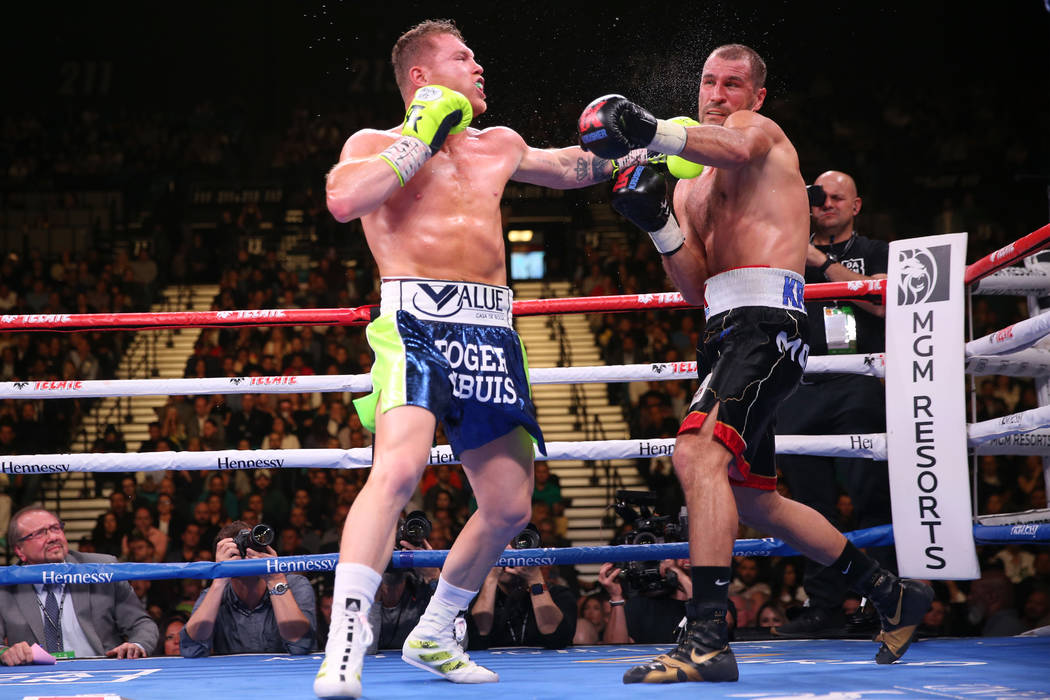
[774,171,894,637]
[466,563,576,649]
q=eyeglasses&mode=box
[18,522,66,543]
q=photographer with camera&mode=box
[466,525,577,649]
[364,511,446,653]
[598,491,737,644]
[180,520,317,656]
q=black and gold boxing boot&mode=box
[867,572,935,664]
[622,611,738,684]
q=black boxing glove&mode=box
[579,95,689,160]
[611,165,684,256]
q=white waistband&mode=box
[703,267,807,318]
[380,278,514,328]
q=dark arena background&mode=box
[2,2,1050,700]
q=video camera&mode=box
[233,523,275,558]
[612,490,687,597]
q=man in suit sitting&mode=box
[0,506,159,665]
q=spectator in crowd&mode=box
[165,522,204,563]
[180,520,316,656]
[0,506,159,664]
[531,463,561,509]
[966,566,1025,636]
[161,614,188,656]
[121,505,169,563]
[468,561,576,650]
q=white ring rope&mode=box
[966,307,1050,356]
[0,434,890,474]
[0,355,885,399]
[11,347,1050,401]
[970,267,1050,296]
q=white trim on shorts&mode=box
[703,267,807,319]
[380,278,514,328]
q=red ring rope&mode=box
[0,281,884,332]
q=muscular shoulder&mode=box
[725,110,784,140]
[473,125,528,152]
[340,126,402,160]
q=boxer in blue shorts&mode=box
[580,43,933,686]
[315,20,652,699]
[354,278,545,457]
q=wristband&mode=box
[377,136,432,187]
[611,148,650,175]
[609,600,626,607]
[647,216,685,256]
[648,119,688,156]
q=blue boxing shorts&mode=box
[353,278,545,457]
[679,267,809,490]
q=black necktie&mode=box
[43,584,63,652]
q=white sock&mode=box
[417,576,477,633]
[332,562,382,618]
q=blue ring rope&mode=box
[2,523,1046,585]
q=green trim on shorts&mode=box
[518,333,533,399]
[353,314,406,434]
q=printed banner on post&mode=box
[885,232,979,579]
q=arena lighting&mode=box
[507,229,534,242]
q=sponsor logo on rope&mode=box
[498,555,556,567]
[265,557,338,573]
[1,314,73,324]
[991,325,1015,344]
[229,377,245,385]
[250,376,297,386]
[1,461,71,474]
[1010,524,1041,538]
[989,242,1016,263]
[12,381,28,389]
[28,380,83,390]
[215,309,287,320]
[849,435,875,451]
[897,245,951,305]
[42,571,114,584]
[639,441,674,456]
[216,457,285,469]
[429,450,457,465]
[637,292,681,306]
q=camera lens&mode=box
[400,510,432,546]
[250,524,274,548]
[512,523,541,550]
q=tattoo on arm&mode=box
[574,157,589,183]
[591,157,613,181]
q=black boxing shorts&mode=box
[679,267,809,490]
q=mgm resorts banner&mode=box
[885,232,979,580]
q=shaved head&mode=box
[814,171,858,198]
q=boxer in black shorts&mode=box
[579,42,933,686]
[680,269,809,490]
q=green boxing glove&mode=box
[379,85,473,187]
[665,116,703,179]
